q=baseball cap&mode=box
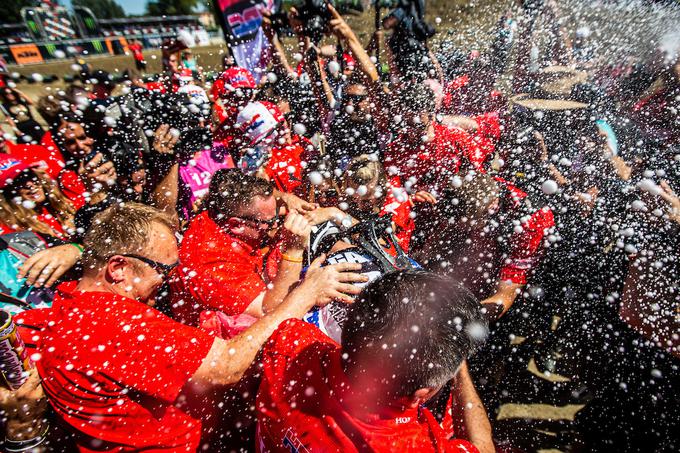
[219,67,256,94]
[0,155,33,189]
[236,101,284,145]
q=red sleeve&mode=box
[499,206,555,285]
[57,169,86,209]
[0,222,14,234]
[178,260,267,316]
[99,307,214,403]
[473,112,501,142]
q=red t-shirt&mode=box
[380,176,415,252]
[129,43,144,61]
[5,140,65,180]
[26,282,214,452]
[468,112,501,170]
[171,211,280,326]
[256,319,479,453]
[386,122,479,190]
[494,178,555,286]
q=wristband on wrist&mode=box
[281,253,303,263]
[69,243,84,254]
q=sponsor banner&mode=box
[9,44,44,65]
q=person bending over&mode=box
[257,270,495,453]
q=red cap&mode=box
[217,67,256,97]
[0,155,32,189]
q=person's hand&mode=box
[659,181,680,224]
[279,191,318,214]
[0,367,49,442]
[297,254,368,306]
[153,124,179,155]
[281,210,312,250]
[328,4,354,42]
[17,244,82,288]
[288,7,305,37]
[78,153,116,191]
[261,9,275,40]
[412,191,437,205]
[304,206,347,226]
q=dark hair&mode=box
[342,270,487,399]
[443,171,499,225]
[205,169,274,220]
[398,81,436,115]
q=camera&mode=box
[272,0,366,43]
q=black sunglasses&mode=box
[120,253,179,277]
[235,211,281,228]
[345,94,367,104]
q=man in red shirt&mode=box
[411,171,555,320]
[385,82,481,193]
[212,66,257,152]
[173,170,360,326]
[25,202,366,451]
[257,270,494,453]
[129,39,147,73]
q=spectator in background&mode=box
[0,86,44,144]
[0,155,75,238]
[129,39,147,73]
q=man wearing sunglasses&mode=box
[173,170,335,326]
[24,202,366,451]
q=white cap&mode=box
[236,101,280,145]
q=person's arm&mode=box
[304,46,336,120]
[327,5,391,137]
[480,280,523,319]
[17,243,83,288]
[0,368,49,453]
[262,12,296,78]
[450,362,494,453]
[190,255,367,386]
[260,210,310,314]
[275,190,318,214]
[148,125,181,226]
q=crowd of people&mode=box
[0,0,678,452]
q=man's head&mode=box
[55,117,94,159]
[397,82,436,135]
[206,169,279,247]
[90,70,116,99]
[343,83,371,123]
[81,202,178,304]
[342,270,487,410]
[443,171,500,233]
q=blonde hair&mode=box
[343,155,387,189]
[82,202,175,270]
[0,169,76,237]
